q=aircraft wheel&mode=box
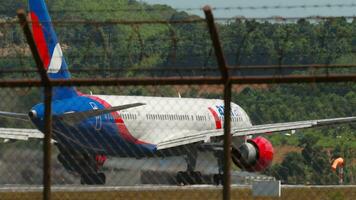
[176,171,203,185]
[176,171,186,185]
[213,174,223,185]
[192,171,203,184]
[80,172,106,185]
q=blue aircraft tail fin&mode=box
[29,0,78,100]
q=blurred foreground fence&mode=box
[0,5,355,200]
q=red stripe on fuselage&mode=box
[85,95,149,145]
[208,107,222,129]
[30,12,50,68]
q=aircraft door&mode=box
[89,102,102,131]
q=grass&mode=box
[1,186,356,200]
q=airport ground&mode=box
[1,185,356,200]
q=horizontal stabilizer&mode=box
[0,128,43,141]
[0,111,29,121]
[57,103,145,125]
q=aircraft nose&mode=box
[28,110,37,119]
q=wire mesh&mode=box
[0,1,355,200]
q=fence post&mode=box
[17,9,53,200]
[203,6,232,200]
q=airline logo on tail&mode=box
[29,0,77,100]
[47,43,63,73]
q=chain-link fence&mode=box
[0,2,355,200]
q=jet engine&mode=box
[232,136,274,172]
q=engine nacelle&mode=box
[232,136,274,172]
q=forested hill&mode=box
[0,0,355,70]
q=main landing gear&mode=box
[57,150,107,185]
[80,172,106,185]
[176,150,225,185]
[213,151,224,185]
[176,151,203,185]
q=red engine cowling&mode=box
[232,136,274,172]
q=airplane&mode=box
[0,0,355,185]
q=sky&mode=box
[143,0,356,18]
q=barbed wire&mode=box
[0,15,355,26]
[1,64,355,73]
[2,49,356,62]
[208,3,356,12]
[1,48,356,62]
[217,16,356,23]
[13,3,356,13]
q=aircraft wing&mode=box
[0,128,43,141]
[156,116,356,150]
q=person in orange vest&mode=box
[331,157,344,184]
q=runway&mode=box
[1,184,356,200]
[0,185,228,192]
[1,184,355,192]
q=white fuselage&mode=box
[96,95,253,146]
